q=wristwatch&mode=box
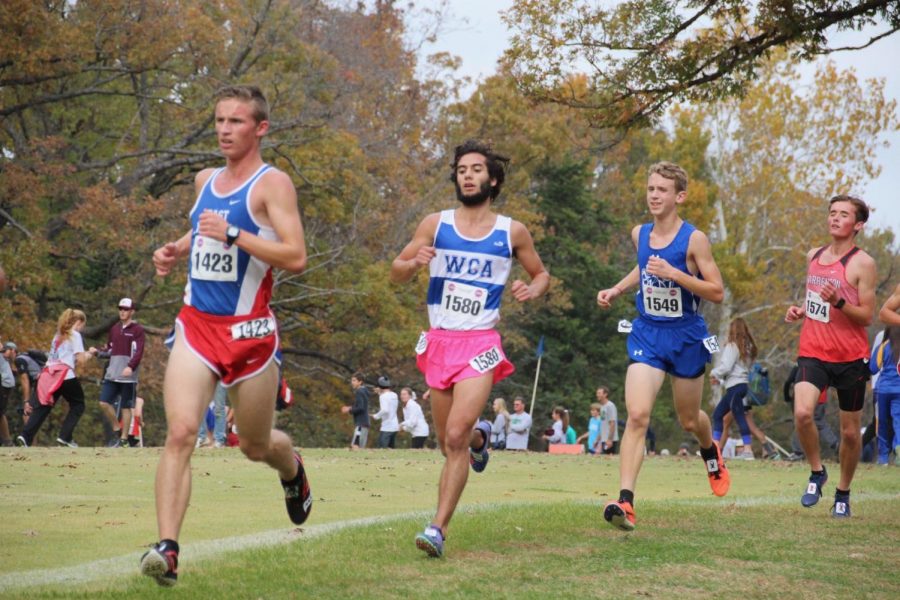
[834,298,846,310]
[225,225,241,247]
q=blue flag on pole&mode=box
[535,335,545,358]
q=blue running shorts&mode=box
[626,315,714,379]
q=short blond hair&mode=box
[215,85,269,124]
[648,161,688,193]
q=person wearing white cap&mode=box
[88,297,145,447]
[371,376,400,448]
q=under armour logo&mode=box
[633,349,643,356]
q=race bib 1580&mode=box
[441,280,485,317]
[469,346,503,374]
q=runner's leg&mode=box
[620,363,665,491]
[155,331,217,541]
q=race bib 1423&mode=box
[192,235,238,282]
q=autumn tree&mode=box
[503,0,899,128]
[0,0,455,446]
[691,53,899,368]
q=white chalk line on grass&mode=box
[2,491,897,592]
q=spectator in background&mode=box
[596,386,619,455]
[12,346,44,418]
[506,396,532,451]
[0,341,15,446]
[13,350,47,420]
[871,327,900,465]
[92,297,145,448]
[542,406,568,447]
[576,403,603,454]
[128,396,145,447]
[399,387,429,448]
[645,422,657,455]
[490,397,509,450]
[371,376,400,449]
[17,309,95,447]
[564,410,577,444]
[342,372,370,449]
[709,318,757,460]
[196,383,227,448]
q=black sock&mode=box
[699,444,717,461]
[835,488,850,498]
[471,427,487,452]
[159,539,179,554]
[281,460,302,485]
[619,489,634,505]
[812,468,826,477]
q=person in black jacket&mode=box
[342,372,370,449]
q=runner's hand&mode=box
[597,287,621,308]
[510,279,534,302]
[785,305,805,323]
[153,242,180,276]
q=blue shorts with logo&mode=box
[627,315,714,379]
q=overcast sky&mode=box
[417,1,898,234]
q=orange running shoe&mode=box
[704,443,730,497]
[603,500,636,531]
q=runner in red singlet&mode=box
[784,195,877,518]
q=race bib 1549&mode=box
[643,285,683,318]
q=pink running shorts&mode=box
[416,328,515,390]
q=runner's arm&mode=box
[510,221,550,302]
[839,253,877,326]
[879,283,900,326]
[390,213,440,283]
[197,170,307,273]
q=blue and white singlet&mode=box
[184,164,279,316]
[635,221,702,323]
[426,209,513,330]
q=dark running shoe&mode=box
[603,500,636,531]
[140,542,178,587]
[801,467,828,508]
[282,452,312,525]
[469,420,492,473]
[15,435,28,447]
[415,524,444,558]
[831,493,851,518]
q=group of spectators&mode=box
[342,373,430,449]
[1,298,145,448]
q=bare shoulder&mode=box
[630,224,641,244]
[850,247,877,272]
[510,218,536,247]
[258,167,296,197]
[687,228,713,251]
[195,167,216,190]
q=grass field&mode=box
[1,447,898,598]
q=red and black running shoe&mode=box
[140,541,178,587]
[282,452,313,525]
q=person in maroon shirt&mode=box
[89,298,145,447]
